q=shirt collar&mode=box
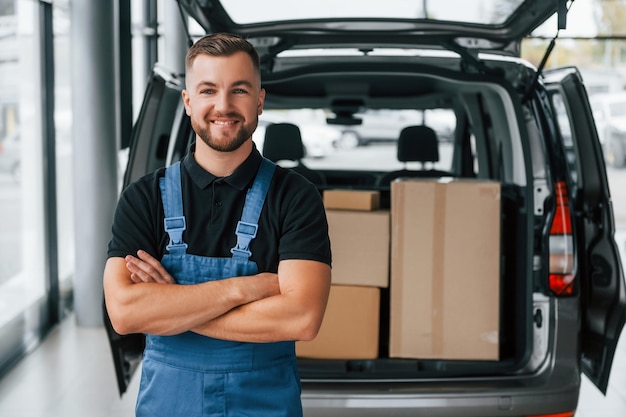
[182,143,263,191]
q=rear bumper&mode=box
[302,297,583,417]
[301,379,580,417]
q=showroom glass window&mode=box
[0,0,68,375]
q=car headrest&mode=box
[262,123,305,162]
[397,125,439,163]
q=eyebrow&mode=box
[196,80,255,90]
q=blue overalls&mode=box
[135,159,302,417]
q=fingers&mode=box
[125,250,176,284]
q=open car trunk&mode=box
[106,59,537,390]
[260,62,536,381]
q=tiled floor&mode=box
[0,317,139,417]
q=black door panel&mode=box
[544,67,626,394]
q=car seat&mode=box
[377,125,451,186]
[262,122,326,186]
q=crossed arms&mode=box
[103,250,331,343]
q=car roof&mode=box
[179,0,560,59]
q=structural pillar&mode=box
[161,0,188,75]
[70,0,119,326]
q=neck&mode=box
[194,139,253,177]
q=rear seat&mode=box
[262,122,327,186]
[377,125,452,186]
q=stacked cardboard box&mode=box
[295,285,380,359]
[296,189,387,359]
[389,178,501,361]
[297,181,502,362]
[323,189,380,211]
[323,189,389,288]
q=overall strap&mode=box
[231,158,276,260]
[159,161,188,255]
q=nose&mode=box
[214,90,232,113]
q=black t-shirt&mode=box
[107,147,331,273]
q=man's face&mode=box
[182,51,265,153]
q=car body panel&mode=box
[179,0,558,58]
[544,66,626,394]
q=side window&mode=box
[549,91,580,187]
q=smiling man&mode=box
[184,46,263,156]
[103,33,332,417]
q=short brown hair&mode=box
[185,33,260,75]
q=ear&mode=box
[257,88,266,115]
[181,90,192,116]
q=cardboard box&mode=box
[324,189,380,211]
[326,209,390,288]
[296,285,380,359]
[389,178,501,360]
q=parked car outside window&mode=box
[336,108,456,149]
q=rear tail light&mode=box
[548,181,576,296]
[526,412,575,417]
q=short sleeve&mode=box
[276,172,332,266]
[107,172,163,260]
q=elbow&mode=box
[297,328,319,342]
[110,316,136,335]
[105,295,138,335]
[294,314,324,342]
[107,308,134,335]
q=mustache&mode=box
[209,112,242,120]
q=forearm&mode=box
[191,294,311,342]
[192,260,331,343]
[103,257,279,336]
[109,280,244,336]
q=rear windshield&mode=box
[220,0,526,26]
[257,108,457,172]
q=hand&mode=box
[125,250,176,284]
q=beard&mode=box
[191,113,258,153]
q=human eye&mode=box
[233,88,248,94]
[199,88,215,95]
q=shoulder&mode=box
[118,168,166,209]
[268,164,325,216]
[268,164,326,223]
[267,165,331,266]
[270,164,320,198]
[108,168,167,259]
